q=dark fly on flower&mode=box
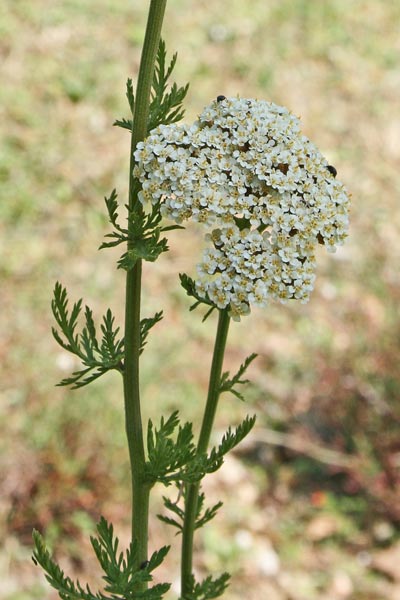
[216,95,226,102]
[327,164,337,178]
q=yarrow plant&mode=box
[32,2,350,600]
[134,97,349,320]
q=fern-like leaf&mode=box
[99,190,129,251]
[32,518,171,600]
[194,495,223,531]
[208,415,256,465]
[157,494,185,533]
[180,573,230,600]
[33,529,104,600]
[219,353,258,401]
[179,273,216,321]
[113,117,133,132]
[158,488,222,536]
[114,42,187,135]
[145,412,198,485]
[126,78,135,113]
[113,78,135,131]
[52,283,124,389]
[145,411,255,487]
[148,39,189,132]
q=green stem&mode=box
[123,0,167,573]
[181,310,231,597]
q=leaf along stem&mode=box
[123,0,167,582]
[180,309,231,597]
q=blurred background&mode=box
[1,1,399,598]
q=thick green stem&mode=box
[123,0,167,573]
[181,310,231,597]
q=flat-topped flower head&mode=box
[134,97,350,319]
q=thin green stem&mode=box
[129,0,167,211]
[181,310,231,597]
[123,0,167,574]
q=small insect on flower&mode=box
[216,95,226,102]
[327,164,337,177]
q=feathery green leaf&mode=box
[113,117,133,132]
[148,39,189,132]
[208,415,256,465]
[33,518,171,600]
[52,283,124,389]
[219,353,258,401]
[101,195,170,269]
[158,488,222,536]
[180,573,230,600]
[145,412,198,485]
[179,274,216,321]
[126,78,135,113]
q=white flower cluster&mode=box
[134,97,350,320]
